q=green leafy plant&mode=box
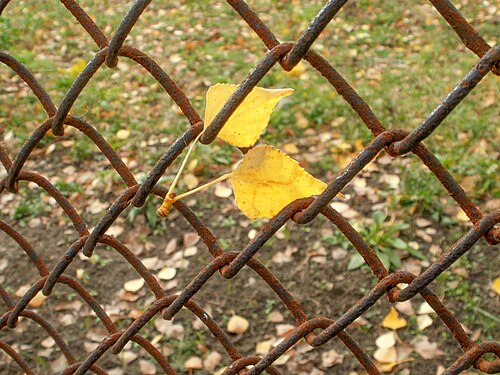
[348,211,424,271]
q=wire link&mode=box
[0,0,498,374]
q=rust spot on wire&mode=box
[0,0,498,374]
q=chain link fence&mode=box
[0,0,499,374]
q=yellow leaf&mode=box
[492,278,500,295]
[382,307,407,330]
[229,145,327,219]
[227,315,249,335]
[66,59,87,78]
[204,84,293,147]
[285,61,307,77]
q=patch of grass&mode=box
[11,189,45,224]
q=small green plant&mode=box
[12,189,46,224]
[348,211,424,271]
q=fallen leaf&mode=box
[417,315,433,330]
[374,346,397,363]
[203,351,222,371]
[436,364,446,375]
[378,359,414,373]
[275,352,292,365]
[283,142,299,155]
[267,310,284,323]
[184,246,198,257]
[121,351,138,365]
[230,145,327,219]
[454,209,469,222]
[417,302,435,315]
[124,278,145,292]
[215,183,233,198]
[411,335,444,359]
[375,332,396,349]
[164,239,177,255]
[65,59,86,78]
[141,257,159,269]
[227,315,249,335]
[256,339,273,354]
[183,232,200,247]
[158,267,176,280]
[139,359,156,374]
[154,319,184,339]
[50,354,67,373]
[276,324,295,336]
[116,129,130,140]
[382,307,407,330]
[41,337,55,349]
[106,225,124,237]
[285,61,307,77]
[321,349,344,367]
[183,173,199,190]
[395,300,415,316]
[30,291,47,308]
[491,278,500,295]
[204,84,293,147]
[184,356,203,370]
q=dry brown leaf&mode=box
[183,173,199,190]
[375,332,396,349]
[184,356,203,370]
[417,315,433,330]
[274,352,292,365]
[382,307,407,330]
[395,300,415,316]
[184,246,198,257]
[411,335,444,359]
[214,183,233,198]
[283,142,299,155]
[256,339,273,354]
[203,351,222,371]
[158,267,176,281]
[183,232,200,247]
[164,238,177,255]
[50,354,67,373]
[267,310,284,323]
[121,351,138,365]
[321,349,344,367]
[139,359,157,374]
[29,291,47,308]
[106,225,124,237]
[123,278,145,292]
[41,337,55,349]
[276,324,295,336]
[227,315,249,335]
[141,257,159,270]
[155,319,184,340]
[417,302,435,315]
[374,346,397,363]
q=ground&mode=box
[0,1,498,374]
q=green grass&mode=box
[1,1,497,221]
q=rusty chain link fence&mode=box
[0,0,499,374]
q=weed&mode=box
[348,211,424,271]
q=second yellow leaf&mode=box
[230,145,326,219]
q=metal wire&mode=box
[1,0,499,374]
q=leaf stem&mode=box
[167,130,204,199]
[157,130,204,217]
[172,172,232,202]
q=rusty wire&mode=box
[0,0,499,374]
